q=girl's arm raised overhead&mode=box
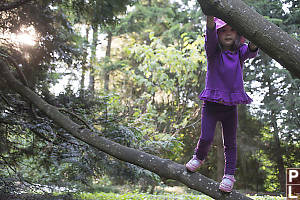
[205,16,218,59]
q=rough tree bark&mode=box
[197,0,300,79]
[0,60,253,200]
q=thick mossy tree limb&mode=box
[0,60,253,200]
[197,0,300,79]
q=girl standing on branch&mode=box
[185,16,258,193]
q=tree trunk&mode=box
[197,0,300,79]
[80,26,90,95]
[270,111,286,193]
[104,31,112,92]
[0,60,254,200]
[268,79,286,193]
[88,24,98,94]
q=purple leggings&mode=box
[195,101,238,175]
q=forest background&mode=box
[0,0,299,198]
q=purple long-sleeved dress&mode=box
[198,26,258,106]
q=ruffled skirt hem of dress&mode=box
[198,89,253,106]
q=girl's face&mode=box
[218,25,238,50]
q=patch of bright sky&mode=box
[0,25,37,47]
[282,0,292,14]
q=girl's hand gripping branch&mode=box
[206,16,215,30]
[249,42,258,52]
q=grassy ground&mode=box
[74,185,286,200]
[0,192,286,200]
[1,184,285,200]
[76,192,286,200]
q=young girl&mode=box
[185,16,258,193]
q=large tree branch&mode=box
[197,0,300,79]
[0,0,32,12]
[0,60,253,200]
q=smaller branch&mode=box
[59,108,94,131]
[30,128,59,145]
[56,133,86,147]
[0,0,33,12]
[0,53,42,119]
[171,117,202,137]
[0,155,18,175]
[0,93,16,110]
[0,51,29,87]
